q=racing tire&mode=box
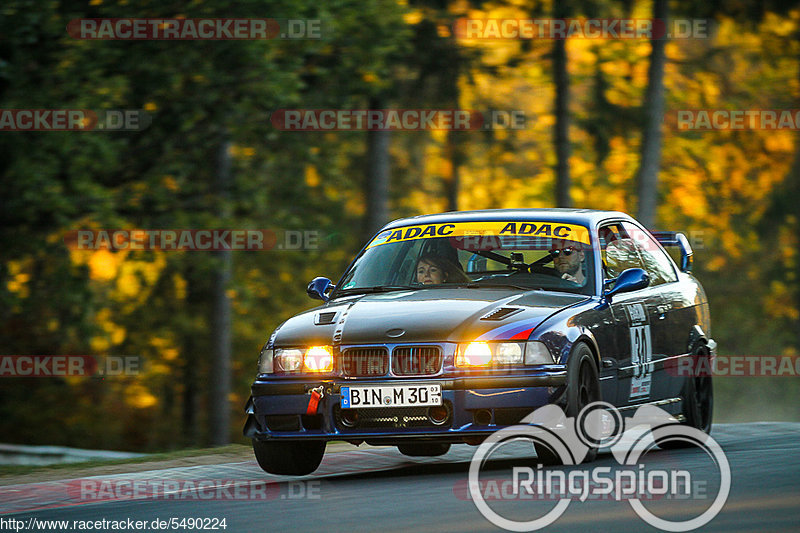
[252,439,325,475]
[397,443,451,457]
[535,342,601,465]
[658,348,713,449]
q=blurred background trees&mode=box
[0,0,798,450]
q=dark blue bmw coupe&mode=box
[244,209,715,474]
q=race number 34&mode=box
[630,325,652,399]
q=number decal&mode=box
[629,325,652,399]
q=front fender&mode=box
[531,325,600,368]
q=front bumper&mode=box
[244,371,566,443]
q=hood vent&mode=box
[480,307,523,321]
[315,311,338,325]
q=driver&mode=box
[550,240,586,285]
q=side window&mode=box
[599,223,645,279]
[622,222,678,285]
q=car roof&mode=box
[381,208,632,230]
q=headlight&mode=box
[269,346,334,374]
[303,346,334,373]
[495,342,523,364]
[455,341,553,367]
[456,342,493,367]
[274,348,304,372]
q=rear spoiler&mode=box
[651,231,693,273]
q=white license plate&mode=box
[340,383,442,409]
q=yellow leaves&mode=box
[162,175,179,191]
[765,281,799,320]
[173,273,187,300]
[764,132,794,154]
[89,249,119,281]
[671,177,708,219]
[126,383,158,409]
[361,72,378,84]
[305,164,321,187]
[230,145,255,158]
[144,102,158,112]
[403,10,423,25]
[90,335,111,353]
[148,337,180,363]
[6,260,31,297]
[761,12,796,38]
[695,73,720,104]
[92,308,127,350]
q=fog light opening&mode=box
[428,404,450,425]
[474,409,492,426]
[341,409,359,428]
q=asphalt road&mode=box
[2,423,799,532]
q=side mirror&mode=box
[603,268,649,301]
[307,277,334,301]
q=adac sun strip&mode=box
[366,221,591,249]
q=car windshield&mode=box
[335,220,595,296]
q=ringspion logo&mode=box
[468,403,730,531]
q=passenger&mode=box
[416,254,470,285]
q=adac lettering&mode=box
[498,222,572,238]
[385,224,455,243]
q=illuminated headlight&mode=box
[456,342,494,367]
[271,346,334,373]
[303,346,334,373]
[456,341,553,367]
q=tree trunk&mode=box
[445,122,461,212]
[209,133,232,446]
[790,141,800,352]
[553,2,572,208]
[365,96,390,241]
[791,44,800,352]
[635,0,668,228]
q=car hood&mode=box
[272,288,589,346]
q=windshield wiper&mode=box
[457,282,537,291]
[334,285,417,296]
